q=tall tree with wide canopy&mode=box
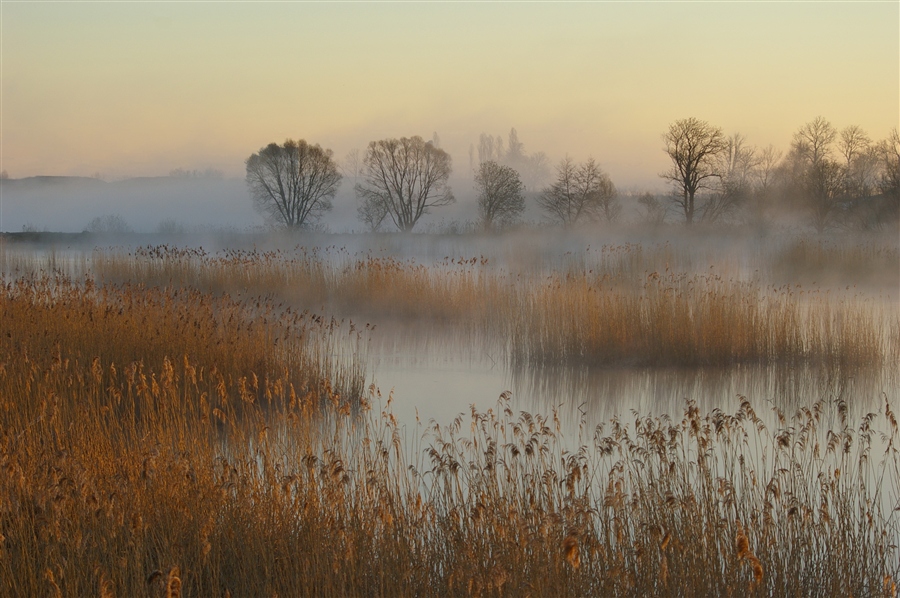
[245,139,341,229]
[355,136,454,232]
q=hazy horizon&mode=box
[1,2,897,191]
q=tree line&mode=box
[660,117,899,231]
[245,119,900,233]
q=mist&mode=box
[3,1,899,590]
[0,174,544,236]
[0,175,261,233]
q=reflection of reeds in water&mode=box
[2,275,898,595]
[511,361,900,431]
[772,236,900,289]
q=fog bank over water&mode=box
[0,176,259,233]
[0,175,510,234]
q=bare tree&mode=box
[748,144,783,225]
[636,192,667,225]
[341,148,364,181]
[357,194,389,232]
[877,129,900,198]
[84,213,133,234]
[702,133,759,223]
[792,116,836,166]
[720,134,759,191]
[756,145,783,193]
[593,169,622,224]
[156,218,186,235]
[355,136,454,232]
[786,118,861,231]
[805,158,845,233]
[835,126,877,201]
[846,148,879,200]
[246,139,341,230]
[506,128,525,163]
[477,133,505,164]
[475,161,525,230]
[539,157,577,225]
[660,118,727,224]
[839,125,871,166]
[521,151,551,191]
[538,157,618,226]
[474,128,551,190]
[875,128,900,223]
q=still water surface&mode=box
[366,324,899,437]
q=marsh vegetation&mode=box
[0,229,898,596]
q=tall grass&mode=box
[25,245,896,370]
[513,269,891,368]
[0,274,897,595]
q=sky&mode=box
[1,1,898,189]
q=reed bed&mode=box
[25,244,897,370]
[1,274,897,596]
[513,270,891,368]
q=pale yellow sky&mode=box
[1,1,897,187]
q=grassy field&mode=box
[1,233,898,596]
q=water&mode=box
[366,323,899,436]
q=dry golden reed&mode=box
[563,535,581,570]
[736,528,751,560]
[735,526,765,591]
[22,243,895,370]
[165,567,182,598]
[1,235,898,597]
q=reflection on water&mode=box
[368,325,899,437]
[512,362,898,433]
